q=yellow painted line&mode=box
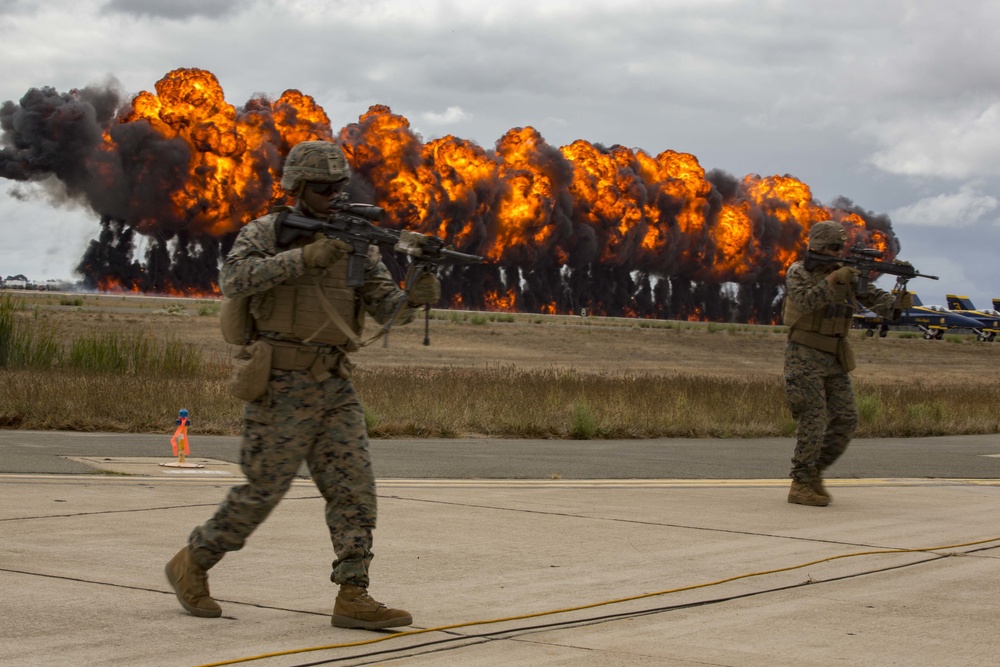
[2,474,1000,489]
[376,478,1000,489]
[0,473,241,485]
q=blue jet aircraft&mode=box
[853,293,987,340]
[944,295,1000,342]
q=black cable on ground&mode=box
[191,536,1000,667]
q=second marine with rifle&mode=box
[781,220,934,508]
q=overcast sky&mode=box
[1,0,998,309]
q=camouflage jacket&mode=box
[784,261,899,320]
[219,210,416,328]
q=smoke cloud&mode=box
[0,68,899,320]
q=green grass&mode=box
[347,367,1000,439]
[569,400,598,439]
[856,392,883,424]
[3,292,206,377]
[197,301,221,316]
[66,332,204,375]
[2,290,999,438]
[5,357,995,437]
[0,292,60,369]
[158,304,188,316]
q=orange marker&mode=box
[171,409,191,463]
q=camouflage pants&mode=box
[188,369,377,586]
[784,342,859,483]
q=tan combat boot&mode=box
[332,585,412,629]
[810,476,831,502]
[787,481,830,507]
[165,547,222,618]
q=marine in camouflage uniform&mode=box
[165,141,440,629]
[783,220,907,507]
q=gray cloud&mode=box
[101,0,245,20]
[420,106,470,127]
[0,0,998,306]
[866,102,1000,179]
[890,184,999,228]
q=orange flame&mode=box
[561,141,644,264]
[491,127,560,262]
[30,67,898,318]
[118,68,331,236]
[483,288,518,312]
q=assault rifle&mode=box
[274,196,484,345]
[803,242,938,296]
[275,198,484,287]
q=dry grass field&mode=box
[3,290,999,438]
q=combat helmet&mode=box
[280,141,351,193]
[808,220,847,250]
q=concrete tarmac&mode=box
[2,431,1000,666]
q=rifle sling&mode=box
[301,285,363,350]
[305,284,388,350]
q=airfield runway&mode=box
[2,430,1000,666]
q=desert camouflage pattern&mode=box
[280,141,351,192]
[783,260,898,482]
[808,220,848,249]
[187,208,415,586]
[188,370,376,584]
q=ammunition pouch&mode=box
[227,337,356,402]
[228,340,273,401]
[838,338,857,373]
[220,295,252,345]
[816,304,853,336]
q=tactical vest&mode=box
[254,260,363,348]
[783,264,853,354]
[783,299,853,338]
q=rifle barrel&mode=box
[438,247,485,263]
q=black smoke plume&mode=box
[1,71,899,321]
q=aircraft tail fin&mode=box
[946,294,976,310]
[994,298,1000,311]
[909,292,924,307]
